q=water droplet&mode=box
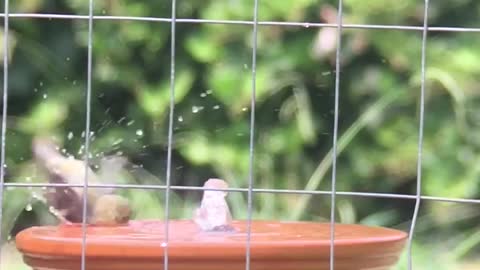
[206,89,213,95]
[43,94,48,99]
[32,193,44,202]
[117,116,126,124]
[200,93,207,98]
[33,88,38,92]
[81,131,86,138]
[25,204,33,211]
[213,105,220,110]
[25,177,32,182]
[321,71,331,76]
[136,129,143,136]
[192,106,203,113]
[127,120,135,126]
[61,148,67,153]
[303,23,310,28]
[39,81,44,87]
[66,57,70,61]
[72,80,77,85]
[178,116,183,122]
[242,107,248,111]
[102,9,107,14]
[67,132,74,140]
[113,138,123,145]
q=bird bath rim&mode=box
[15,220,407,270]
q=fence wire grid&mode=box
[1,0,479,269]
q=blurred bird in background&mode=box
[31,136,132,225]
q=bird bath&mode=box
[15,219,407,270]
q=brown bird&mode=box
[32,136,132,225]
[193,178,234,232]
[91,194,132,225]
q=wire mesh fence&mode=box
[1,0,480,269]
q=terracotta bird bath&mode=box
[15,219,407,270]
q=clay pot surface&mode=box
[16,220,407,270]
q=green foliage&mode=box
[2,0,480,269]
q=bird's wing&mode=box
[44,171,89,223]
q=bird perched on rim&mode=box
[32,136,132,226]
[193,178,235,232]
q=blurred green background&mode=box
[1,0,480,269]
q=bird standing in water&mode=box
[193,178,235,232]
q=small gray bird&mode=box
[193,178,234,232]
[32,136,132,225]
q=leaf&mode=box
[138,69,195,118]
[1,187,31,244]
[179,133,211,165]
[209,62,276,115]
[18,99,68,134]
[208,63,245,108]
[293,87,316,144]
[360,209,397,227]
[289,90,403,220]
[185,31,222,63]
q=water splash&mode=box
[192,106,204,113]
[113,138,123,145]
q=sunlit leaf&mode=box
[138,69,195,118]
[18,99,68,134]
